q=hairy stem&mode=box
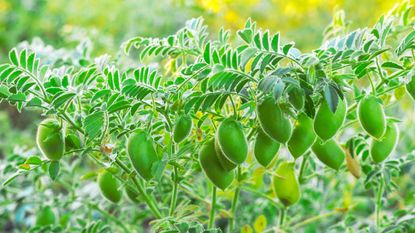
[291,210,341,229]
[169,166,179,216]
[114,158,162,219]
[229,168,241,233]
[279,206,286,227]
[375,177,384,230]
[208,186,217,229]
[298,153,308,183]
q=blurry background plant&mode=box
[0,0,405,59]
[0,0,415,232]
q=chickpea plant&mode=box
[1,2,415,233]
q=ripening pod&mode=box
[173,115,192,143]
[406,75,415,100]
[199,139,234,190]
[370,123,399,163]
[257,96,292,144]
[126,131,159,180]
[311,139,345,170]
[272,162,301,206]
[215,118,248,165]
[36,119,65,161]
[254,128,280,168]
[313,98,346,141]
[358,95,386,139]
[288,114,316,159]
[36,206,56,226]
[97,170,122,203]
[215,136,237,171]
[344,145,361,179]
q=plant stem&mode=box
[229,95,237,117]
[208,186,217,229]
[375,177,384,230]
[291,210,340,229]
[298,153,308,183]
[241,186,282,208]
[367,74,376,94]
[89,203,131,233]
[229,185,240,232]
[169,166,178,216]
[114,158,162,219]
[279,206,286,227]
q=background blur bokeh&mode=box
[0,0,404,60]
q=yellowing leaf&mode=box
[241,224,253,233]
[254,215,267,232]
[19,164,30,170]
[394,85,406,100]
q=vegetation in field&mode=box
[1,1,415,233]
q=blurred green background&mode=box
[0,0,403,60]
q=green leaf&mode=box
[51,92,76,109]
[253,32,262,49]
[27,53,36,73]
[108,100,131,113]
[282,42,294,55]
[26,97,42,107]
[25,156,42,165]
[20,49,27,69]
[395,30,415,56]
[8,93,26,102]
[0,86,10,98]
[237,29,253,44]
[203,42,211,63]
[240,47,257,69]
[324,84,339,113]
[49,161,60,180]
[381,61,404,70]
[9,49,19,66]
[84,111,104,140]
[271,33,280,53]
[262,31,270,51]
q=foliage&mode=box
[1,1,415,233]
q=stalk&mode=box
[279,206,286,227]
[375,177,384,230]
[208,186,217,229]
[229,168,241,232]
[298,153,308,183]
[114,158,162,219]
[169,166,179,216]
[291,210,341,229]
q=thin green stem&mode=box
[279,206,286,227]
[229,95,237,117]
[291,210,340,229]
[229,168,241,232]
[367,74,376,94]
[60,111,84,134]
[169,166,179,216]
[208,186,217,229]
[89,203,130,233]
[375,84,404,97]
[298,154,308,183]
[375,176,384,230]
[241,185,282,208]
[114,158,162,219]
